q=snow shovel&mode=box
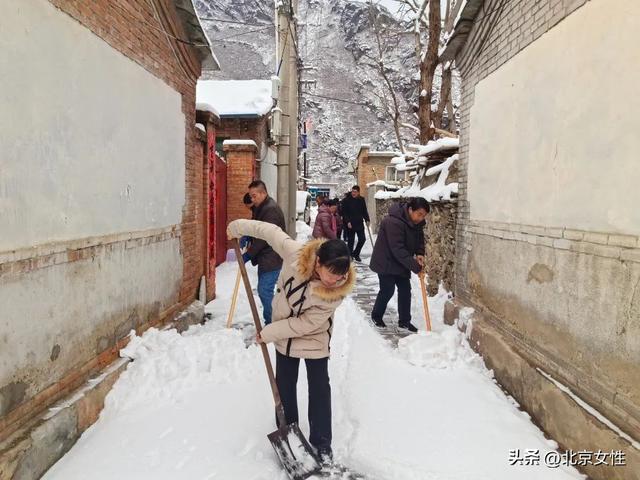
[232,240,321,479]
[418,271,432,331]
[226,269,241,328]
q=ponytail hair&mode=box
[316,240,351,275]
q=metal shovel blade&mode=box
[267,423,321,480]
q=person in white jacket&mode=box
[227,218,356,462]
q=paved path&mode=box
[350,252,412,347]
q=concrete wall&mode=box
[467,0,640,235]
[0,0,186,252]
[452,0,640,474]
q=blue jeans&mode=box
[258,269,280,325]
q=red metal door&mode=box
[214,153,227,266]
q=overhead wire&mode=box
[199,16,274,27]
[211,26,274,42]
[111,1,208,47]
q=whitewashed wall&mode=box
[467,0,640,235]
[0,0,187,416]
[0,0,186,252]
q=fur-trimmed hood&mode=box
[295,238,356,301]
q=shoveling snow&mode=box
[44,259,584,480]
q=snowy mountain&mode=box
[195,0,457,191]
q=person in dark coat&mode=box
[341,185,370,261]
[245,180,286,325]
[239,192,254,250]
[369,197,429,332]
[338,194,349,242]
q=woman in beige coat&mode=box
[227,218,355,462]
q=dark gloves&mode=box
[239,236,252,249]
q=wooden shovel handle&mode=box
[232,240,287,427]
[226,269,241,328]
[366,224,374,247]
[418,272,432,332]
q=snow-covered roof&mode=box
[376,154,459,203]
[408,137,460,157]
[222,139,258,148]
[196,80,273,118]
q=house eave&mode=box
[172,0,220,71]
[440,0,485,63]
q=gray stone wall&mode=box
[375,198,457,295]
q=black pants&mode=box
[371,274,412,324]
[276,351,332,451]
[347,227,366,257]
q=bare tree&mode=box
[364,3,407,153]
[395,0,456,142]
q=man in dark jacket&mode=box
[341,185,370,262]
[245,180,286,324]
[369,198,429,332]
[338,193,349,242]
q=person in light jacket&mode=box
[227,219,356,462]
[369,197,429,332]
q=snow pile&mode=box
[398,328,483,369]
[111,324,258,415]
[196,80,273,117]
[296,220,313,242]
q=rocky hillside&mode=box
[195,0,457,191]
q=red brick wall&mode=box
[224,144,257,223]
[216,117,268,149]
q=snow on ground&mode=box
[44,240,584,479]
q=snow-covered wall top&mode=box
[468,0,640,235]
[0,0,185,252]
[196,80,273,117]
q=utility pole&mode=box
[287,0,299,236]
[275,0,299,236]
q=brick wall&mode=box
[357,149,394,198]
[216,117,268,151]
[224,143,257,223]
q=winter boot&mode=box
[398,322,418,333]
[372,317,386,328]
[316,447,334,466]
